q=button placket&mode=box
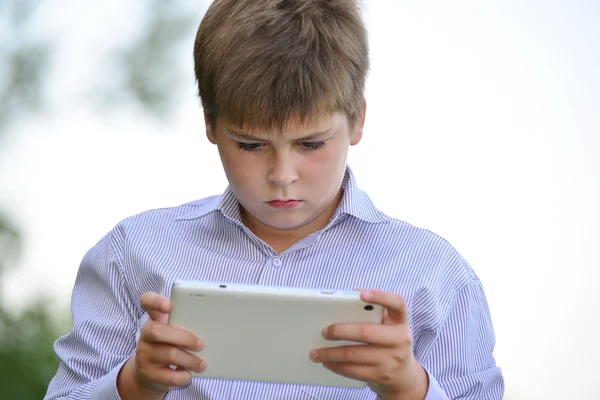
[257,255,289,287]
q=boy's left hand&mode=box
[309,290,428,400]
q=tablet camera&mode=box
[364,305,374,311]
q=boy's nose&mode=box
[267,156,298,187]
[269,173,298,187]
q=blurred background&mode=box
[0,0,598,399]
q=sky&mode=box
[1,1,599,399]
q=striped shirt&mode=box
[45,167,504,399]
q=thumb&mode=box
[140,292,172,322]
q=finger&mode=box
[310,344,388,365]
[322,323,403,347]
[146,343,207,373]
[141,319,203,351]
[321,362,381,384]
[143,365,195,388]
[141,292,172,321]
[360,290,408,324]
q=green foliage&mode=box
[0,206,68,398]
[0,1,199,397]
[103,0,197,117]
[0,211,21,272]
[0,0,53,132]
[0,302,70,399]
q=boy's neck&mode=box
[240,188,344,254]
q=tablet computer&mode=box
[167,280,384,387]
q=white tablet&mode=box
[167,280,384,387]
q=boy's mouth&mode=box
[267,199,302,209]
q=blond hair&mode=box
[193,0,369,132]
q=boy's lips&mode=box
[267,199,302,209]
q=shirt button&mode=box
[272,258,282,268]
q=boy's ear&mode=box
[205,114,217,144]
[350,100,367,146]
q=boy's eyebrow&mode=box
[226,128,332,142]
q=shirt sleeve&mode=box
[418,278,504,399]
[44,229,138,399]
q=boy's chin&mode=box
[262,219,309,232]
[260,214,316,232]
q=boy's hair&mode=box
[193,0,369,133]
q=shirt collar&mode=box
[332,166,390,224]
[177,166,390,225]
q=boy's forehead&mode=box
[220,112,348,140]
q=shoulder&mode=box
[376,216,479,329]
[344,211,478,325]
[353,213,475,280]
[103,194,221,247]
[118,195,219,230]
[388,216,475,283]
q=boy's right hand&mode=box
[118,292,206,398]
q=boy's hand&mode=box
[119,292,206,397]
[309,290,428,400]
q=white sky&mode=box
[0,1,598,399]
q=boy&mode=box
[45,0,504,399]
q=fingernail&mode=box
[362,291,373,300]
[196,339,203,350]
[321,327,328,338]
[309,350,319,362]
[197,360,207,373]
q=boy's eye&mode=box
[236,141,326,152]
[300,141,326,151]
[236,142,264,152]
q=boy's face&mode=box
[206,111,364,234]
